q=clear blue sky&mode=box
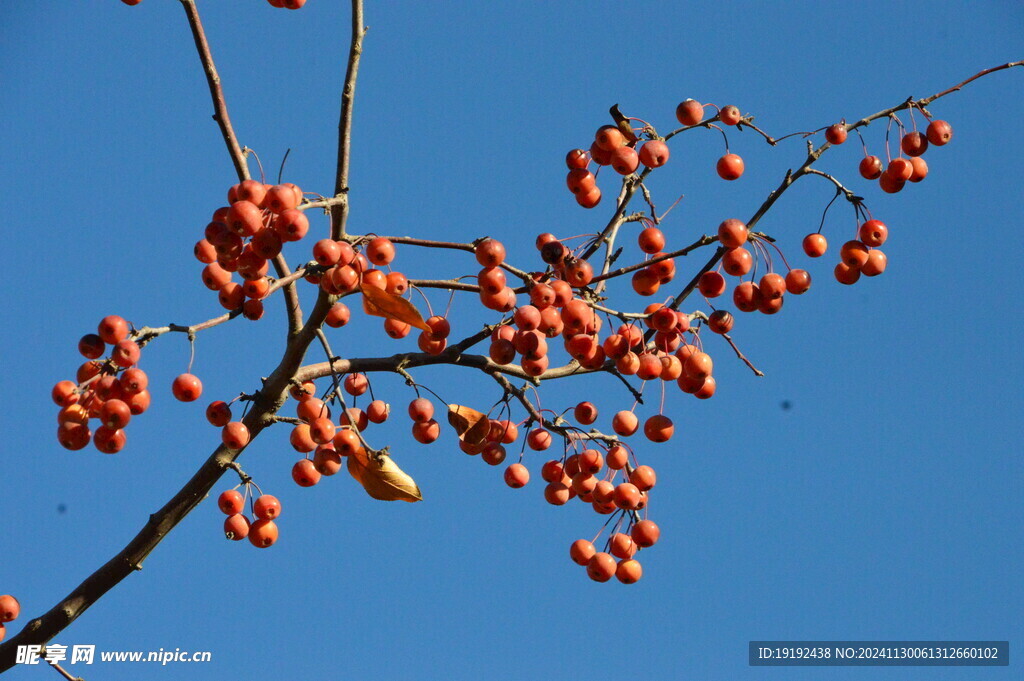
[1,2,1022,680]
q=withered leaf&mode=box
[360,284,430,331]
[610,104,638,144]
[347,452,422,502]
[447,404,490,445]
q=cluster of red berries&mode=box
[218,486,281,548]
[52,316,153,453]
[802,220,889,285]
[572,518,660,584]
[825,118,953,193]
[564,124,672,209]
[697,219,813,317]
[283,380,384,487]
[563,99,748,208]
[0,594,20,642]
[193,180,306,321]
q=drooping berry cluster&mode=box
[217,485,281,549]
[193,180,306,321]
[52,316,152,454]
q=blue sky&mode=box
[1,1,1022,679]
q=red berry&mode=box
[719,105,741,125]
[218,489,244,515]
[785,269,812,295]
[98,315,130,344]
[698,271,727,298]
[248,519,279,548]
[612,411,639,437]
[565,148,588,169]
[222,421,250,449]
[901,131,928,157]
[172,374,203,402]
[859,155,884,180]
[858,220,888,247]
[909,157,928,182]
[638,140,670,168]
[224,514,250,541]
[716,153,744,180]
[503,463,530,488]
[631,519,660,547]
[254,494,281,520]
[717,218,748,249]
[0,595,21,622]
[570,539,596,566]
[926,119,953,146]
[586,552,617,582]
[616,559,643,584]
[825,124,847,145]
[675,99,704,126]
[78,334,105,359]
[861,249,887,277]
[643,414,674,442]
[610,146,640,175]
[292,459,321,487]
[802,233,827,258]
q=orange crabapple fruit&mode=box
[717,218,748,249]
[630,465,657,491]
[366,237,396,266]
[586,552,617,582]
[644,414,674,443]
[719,105,742,125]
[840,240,870,269]
[254,495,281,520]
[802,233,827,258]
[565,148,588,169]
[901,131,928,157]
[612,410,639,437]
[708,309,734,334]
[676,99,704,126]
[834,262,861,285]
[412,419,441,444]
[716,153,745,180]
[909,156,928,182]
[171,373,203,402]
[475,238,506,267]
[638,139,670,168]
[698,270,727,298]
[292,459,321,487]
[825,123,847,145]
[785,269,812,295]
[858,220,888,247]
[248,519,278,548]
[218,490,245,515]
[98,315,130,345]
[859,155,884,180]
[224,514,250,541]
[616,559,643,584]
[610,533,638,560]
[574,401,598,425]
[570,539,597,566]
[638,226,665,254]
[504,463,530,488]
[527,428,552,450]
[926,119,953,146]
[861,249,887,277]
[631,519,661,547]
[78,333,105,359]
[313,445,343,476]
